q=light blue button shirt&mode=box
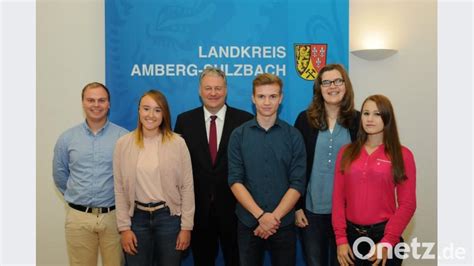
[306,123,350,214]
[53,120,128,207]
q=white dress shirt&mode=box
[203,105,227,150]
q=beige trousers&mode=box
[65,206,123,266]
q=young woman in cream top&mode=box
[114,90,194,265]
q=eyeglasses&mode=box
[321,78,344,87]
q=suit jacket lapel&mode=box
[195,108,213,165]
[215,107,234,165]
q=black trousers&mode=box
[347,221,403,266]
[237,221,296,266]
[191,203,239,266]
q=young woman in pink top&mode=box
[332,95,416,266]
[114,90,194,266]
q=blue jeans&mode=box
[125,207,182,266]
[237,220,296,266]
[299,211,338,266]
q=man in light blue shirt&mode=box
[53,82,128,266]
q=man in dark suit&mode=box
[174,67,253,266]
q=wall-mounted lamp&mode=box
[350,30,398,60]
[350,48,398,61]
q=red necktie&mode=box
[209,115,218,165]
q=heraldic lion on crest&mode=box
[296,45,311,74]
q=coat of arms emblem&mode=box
[294,44,328,80]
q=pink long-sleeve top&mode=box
[113,132,195,232]
[332,144,416,247]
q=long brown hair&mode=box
[135,90,174,147]
[306,64,356,130]
[340,95,407,184]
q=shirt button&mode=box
[328,160,331,163]
[329,153,332,156]
[330,139,333,142]
[329,146,332,148]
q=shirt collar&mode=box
[203,105,227,121]
[249,117,282,130]
[331,122,342,134]
[363,143,385,155]
[274,118,283,127]
[82,119,110,135]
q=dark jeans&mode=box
[347,221,403,266]
[299,211,338,266]
[125,207,182,266]
[237,220,296,266]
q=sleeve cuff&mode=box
[380,235,399,248]
[229,179,243,187]
[336,236,349,246]
[181,225,193,231]
[118,226,131,232]
[289,184,305,197]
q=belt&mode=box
[135,201,167,212]
[69,203,115,214]
[347,220,387,236]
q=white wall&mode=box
[349,0,437,265]
[37,0,105,265]
[37,0,437,265]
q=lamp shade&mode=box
[350,49,398,60]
